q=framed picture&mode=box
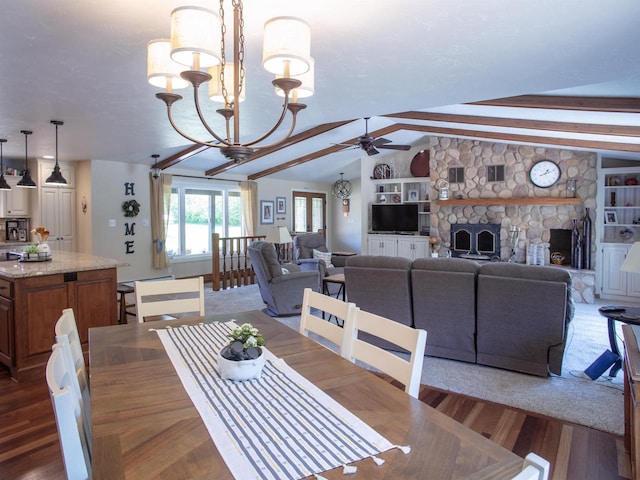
[407,189,419,202]
[276,196,286,214]
[260,200,274,224]
[605,211,618,224]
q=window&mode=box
[487,165,505,182]
[167,183,241,258]
[448,167,465,183]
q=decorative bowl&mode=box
[217,350,265,381]
[550,251,565,265]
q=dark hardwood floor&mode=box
[0,366,631,479]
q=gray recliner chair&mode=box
[293,233,348,270]
[293,232,346,294]
[248,241,319,316]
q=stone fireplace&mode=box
[429,137,597,265]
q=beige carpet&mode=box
[192,284,625,435]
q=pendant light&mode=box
[150,153,161,179]
[0,139,10,191]
[45,120,67,185]
[17,130,36,188]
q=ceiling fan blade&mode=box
[366,146,379,156]
[372,137,391,147]
[379,144,411,151]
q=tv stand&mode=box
[367,233,428,260]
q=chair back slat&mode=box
[348,308,426,398]
[135,277,205,323]
[299,288,356,357]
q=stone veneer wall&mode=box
[430,137,597,267]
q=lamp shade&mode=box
[265,226,292,244]
[170,6,222,69]
[208,63,246,103]
[621,242,640,274]
[262,16,311,76]
[275,57,314,99]
[147,39,189,90]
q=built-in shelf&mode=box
[437,197,581,206]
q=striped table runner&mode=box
[155,321,399,480]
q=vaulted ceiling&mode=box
[1,1,640,184]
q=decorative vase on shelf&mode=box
[571,219,582,269]
[36,242,50,259]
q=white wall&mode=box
[329,177,362,254]
[75,160,92,254]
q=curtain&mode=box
[240,180,257,236]
[150,172,172,268]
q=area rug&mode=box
[203,284,626,435]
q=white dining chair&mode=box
[511,452,550,480]
[347,308,427,398]
[299,288,357,357]
[134,276,205,323]
[55,308,92,455]
[46,344,92,480]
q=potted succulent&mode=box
[217,323,266,381]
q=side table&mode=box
[623,325,640,479]
[322,273,346,326]
[597,306,640,377]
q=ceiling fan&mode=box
[345,117,412,156]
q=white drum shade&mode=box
[147,40,189,90]
[170,6,222,68]
[262,16,311,77]
[208,63,246,103]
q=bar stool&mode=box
[116,283,136,324]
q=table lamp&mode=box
[265,226,292,262]
[621,242,640,274]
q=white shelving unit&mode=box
[371,177,431,234]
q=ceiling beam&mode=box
[204,120,356,176]
[155,144,211,170]
[248,122,640,180]
[468,95,640,113]
[385,111,640,137]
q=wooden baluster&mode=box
[212,233,221,291]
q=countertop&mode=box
[0,250,127,279]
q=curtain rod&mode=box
[170,174,240,183]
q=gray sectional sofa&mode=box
[344,255,574,377]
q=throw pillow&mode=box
[281,267,290,274]
[313,249,334,268]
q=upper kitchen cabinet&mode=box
[35,160,76,252]
[0,176,30,217]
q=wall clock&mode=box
[373,163,392,179]
[529,160,561,188]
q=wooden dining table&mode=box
[89,310,523,479]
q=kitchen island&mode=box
[0,250,126,381]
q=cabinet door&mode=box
[367,235,397,256]
[602,245,628,296]
[3,177,30,217]
[57,189,75,251]
[367,235,384,255]
[40,188,60,238]
[413,237,429,259]
[397,237,416,260]
[0,295,13,367]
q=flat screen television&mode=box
[371,203,419,233]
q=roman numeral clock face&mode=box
[529,160,561,188]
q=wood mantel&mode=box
[437,197,581,206]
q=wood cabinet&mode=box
[623,325,640,480]
[397,236,429,260]
[367,234,429,259]
[5,267,117,380]
[367,234,397,256]
[600,243,640,299]
[0,176,30,217]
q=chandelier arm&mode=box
[164,104,227,149]
[243,98,292,147]
[190,84,234,146]
[246,110,300,150]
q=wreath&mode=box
[122,199,140,217]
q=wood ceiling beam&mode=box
[468,95,640,113]
[154,144,211,170]
[385,111,640,137]
[204,120,356,176]
[248,121,640,180]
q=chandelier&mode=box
[331,173,352,199]
[147,1,314,163]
